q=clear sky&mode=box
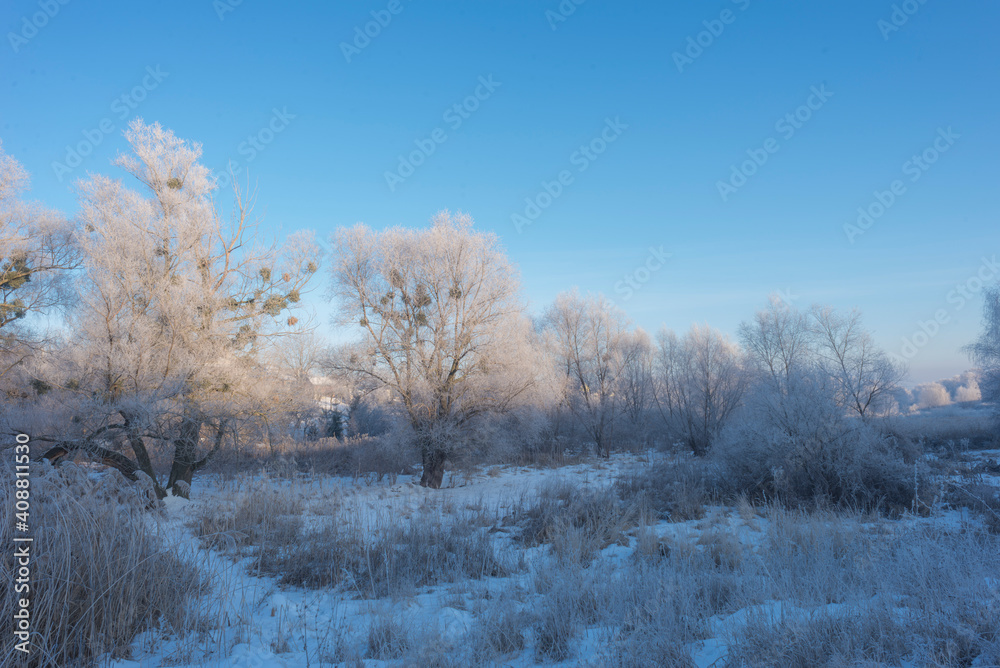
[2,0,997,384]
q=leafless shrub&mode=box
[713,373,919,513]
[351,432,415,483]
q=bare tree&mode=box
[965,284,1000,406]
[544,291,629,458]
[37,120,319,497]
[651,328,683,436]
[738,295,810,392]
[682,325,747,454]
[0,142,79,379]
[328,211,544,487]
[654,325,746,455]
[616,327,655,443]
[808,306,905,420]
[271,323,326,384]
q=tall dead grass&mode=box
[0,462,204,667]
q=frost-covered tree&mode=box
[544,291,630,457]
[808,306,906,420]
[739,297,904,421]
[954,378,982,403]
[965,285,1000,403]
[328,211,544,487]
[616,327,655,443]
[40,120,319,498]
[0,142,79,379]
[713,364,914,510]
[654,325,746,455]
[271,324,326,385]
[738,295,810,393]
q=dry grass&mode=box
[615,457,713,522]
[191,477,303,556]
[29,446,997,666]
[366,612,408,660]
[190,477,512,599]
[0,463,205,667]
[949,480,1000,533]
[723,604,908,668]
[261,510,511,598]
[515,481,644,565]
[467,595,526,662]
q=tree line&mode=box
[2,122,997,494]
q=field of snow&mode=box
[99,448,1000,668]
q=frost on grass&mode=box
[0,463,205,665]
[514,480,643,565]
[193,477,512,599]
[268,511,510,597]
[191,477,303,555]
[80,451,1000,667]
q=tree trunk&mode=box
[167,416,201,498]
[420,447,446,489]
[121,412,167,499]
[127,431,168,500]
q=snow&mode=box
[101,449,1000,667]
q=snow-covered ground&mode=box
[105,449,1000,667]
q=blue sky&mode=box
[2,0,998,384]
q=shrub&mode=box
[712,376,918,512]
[263,435,416,480]
[348,396,395,437]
